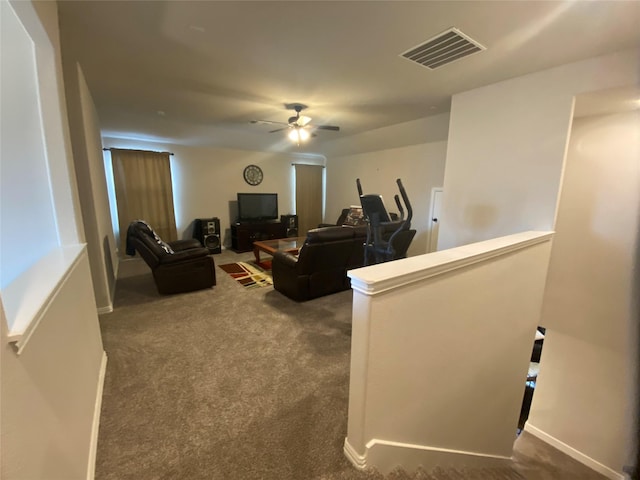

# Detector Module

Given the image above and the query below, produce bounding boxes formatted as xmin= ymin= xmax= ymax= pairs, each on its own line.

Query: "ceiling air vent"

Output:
xmin=401 ymin=27 xmax=485 ymax=70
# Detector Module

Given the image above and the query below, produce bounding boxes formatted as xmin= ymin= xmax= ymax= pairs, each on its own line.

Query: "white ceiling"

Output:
xmin=57 ymin=1 xmax=640 ymax=156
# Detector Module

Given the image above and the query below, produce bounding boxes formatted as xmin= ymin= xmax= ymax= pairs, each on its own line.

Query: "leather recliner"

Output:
xmin=272 ymin=225 xmax=367 ymax=301
xmin=126 ymin=220 xmax=216 ymax=294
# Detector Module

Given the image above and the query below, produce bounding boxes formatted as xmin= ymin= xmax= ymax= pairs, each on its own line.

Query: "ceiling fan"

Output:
xmin=250 ymin=103 xmax=340 ymax=143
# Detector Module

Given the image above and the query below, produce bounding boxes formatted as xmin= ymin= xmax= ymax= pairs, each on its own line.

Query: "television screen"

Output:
xmin=237 ymin=193 xmax=278 ymax=221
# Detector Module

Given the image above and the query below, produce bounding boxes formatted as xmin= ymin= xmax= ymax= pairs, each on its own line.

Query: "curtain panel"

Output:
xmin=111 ymin=148 xmax=177 ymax=254
xmin=294 ymin=164 xmax=323 ymax=235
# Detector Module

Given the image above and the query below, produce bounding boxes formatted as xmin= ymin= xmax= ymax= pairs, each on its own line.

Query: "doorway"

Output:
xmin=428 ymin=188 xmax=443 ymax=252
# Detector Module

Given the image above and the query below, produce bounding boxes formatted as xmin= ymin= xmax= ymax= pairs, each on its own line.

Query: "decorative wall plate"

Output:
xmin=243 ymin=164 xmax=263 ymax=186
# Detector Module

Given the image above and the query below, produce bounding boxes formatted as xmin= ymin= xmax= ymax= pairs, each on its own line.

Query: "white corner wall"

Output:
xmin=61 ymin=59 xmax=118 ymax=312
xmin=439 ymin=48 xmax=639 ymax=250
xmin=0 ymin=0 xmax=59 ymax=288
xmin=1 ymin=1 xmax=106 ymax=478
xmin=526 ymin=110 xmax=640 ymax=479
xmin=438 ymin=47 xmax=639 ymax=479
xmin=345 ymin=231 xmax=554 ymax=473
xmin=1 ymin=252 xmax=106 ymax=480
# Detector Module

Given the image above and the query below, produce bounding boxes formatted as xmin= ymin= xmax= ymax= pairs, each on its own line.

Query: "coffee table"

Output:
xmin=253 ymin=237 xmax=307 ymax=263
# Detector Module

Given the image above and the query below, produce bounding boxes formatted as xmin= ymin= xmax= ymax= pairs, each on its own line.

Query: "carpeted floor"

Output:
xmin=96 ymin=249 xmax=607 ymax=480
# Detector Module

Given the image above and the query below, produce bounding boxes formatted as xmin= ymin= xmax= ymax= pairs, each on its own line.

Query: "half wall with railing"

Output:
xmin=344 ymin=231 xmax=554 ymax=473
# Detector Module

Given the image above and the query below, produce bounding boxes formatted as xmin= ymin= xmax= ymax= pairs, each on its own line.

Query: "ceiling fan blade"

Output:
xmin=314 ymin=125 xmax=340 ymax=131
xmin=269 ymin=127 xmax=288 ymax=133
xmin=297 ymin=115 xmax=312 ymax=127
xmin=250 ymin=119 xmax=288 ymax=126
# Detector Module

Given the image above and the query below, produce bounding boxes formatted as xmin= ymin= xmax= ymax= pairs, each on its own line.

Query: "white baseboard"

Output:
xmin=97 ymin=304 xmax=113 ymax=315
xmin=344 ymin=438 xmax=367 ymax=469
xmin=87 ymin=351 xmax=108 ymax=480
xmin=343 ymin=437 xmax=510 ymax=475
xmin=524 ymin=422 xmax=624 ymax=480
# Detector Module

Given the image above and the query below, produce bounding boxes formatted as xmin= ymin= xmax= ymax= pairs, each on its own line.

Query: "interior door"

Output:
xmin=428 ymin=188 xmax=443 ymax=252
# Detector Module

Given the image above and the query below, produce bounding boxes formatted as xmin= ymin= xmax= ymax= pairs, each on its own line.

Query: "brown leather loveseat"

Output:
xmin=271 ymin=225 xmax=367 ymax=301
xmin=126 ymin=220 xmax=216 ymax=294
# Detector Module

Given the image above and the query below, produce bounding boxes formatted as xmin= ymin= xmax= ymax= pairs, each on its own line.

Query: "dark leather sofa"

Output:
xmin=272 ymin=225 xmax=367 ymax=301
xmin=126 ymin=220 xmax=216 ymax=294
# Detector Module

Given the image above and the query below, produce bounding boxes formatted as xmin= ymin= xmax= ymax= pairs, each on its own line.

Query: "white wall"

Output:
xmin=439 ymin=49 xmax=639 ymax=250
xmin=526 ymin=110 xmax=639 ymax=477
xmin=1 ymin=253 xmax=106 ymax=479
xmin=61 ymin=58 xmax=118 ymax=312
xmin=101 ymin=137 xmax=324 ymax=248
xmin=0 ymin=0 xmax=59 ymax=288
xmin=438 ymin=49 xmax=639 ymax=478
xmin=0 ymin=1 xmax=106 ymax=478
xmin=345 ymin=232 xmax=553 ymax=473
xmin=325 ymin=140 xmax=447 ymax=257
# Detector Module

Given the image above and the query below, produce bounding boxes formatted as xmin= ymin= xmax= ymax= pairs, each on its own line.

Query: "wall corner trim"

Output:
xmin=97 ymin=305 xmax=113 ymax=315
xmin=87 ymin=351 xmax=108 ymax=480
xmin=344 ymin=438 xmax=368 ymax=469
xmin=4 ymin=244 xmax=87 ymax=354
xmin=524 ymin=423 xmax=624 ymax=480
xmin=344 ymin=437 xmax=512 ymax=475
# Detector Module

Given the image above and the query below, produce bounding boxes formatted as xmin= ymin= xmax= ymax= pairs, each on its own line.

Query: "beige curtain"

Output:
xmin=295 ymin=164 xmax=323 ymax=235
xmin=111 ymin=148 xmax=177 ymax=254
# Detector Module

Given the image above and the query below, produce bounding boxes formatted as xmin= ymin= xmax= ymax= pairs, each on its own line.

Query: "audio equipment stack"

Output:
xmin=193 ymin=218 xmax=222 ymax=254
xmin=280 ymin=214 xmax=298 ymax=237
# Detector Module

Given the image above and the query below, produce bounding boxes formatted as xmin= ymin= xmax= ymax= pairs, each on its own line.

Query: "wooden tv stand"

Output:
xmin=231 ymin=221 xmax=286 ymax=253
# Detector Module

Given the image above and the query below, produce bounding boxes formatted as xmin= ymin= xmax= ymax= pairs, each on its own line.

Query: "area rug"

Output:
xmin=218 ymin=261 xmax=273 ymax=289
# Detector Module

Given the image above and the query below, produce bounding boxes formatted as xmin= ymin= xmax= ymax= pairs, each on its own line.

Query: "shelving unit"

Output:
xmin=230 ymin=221 xmax=286 ymax=252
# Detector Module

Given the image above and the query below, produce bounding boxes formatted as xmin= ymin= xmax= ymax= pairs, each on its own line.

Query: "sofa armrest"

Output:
xmin=158 ymin=247 xmax=210 ymax=264
xmin=169 ymin=239 xmax=203 ymax=251
xmin=272 ymin=251 xmax=310 ymax=301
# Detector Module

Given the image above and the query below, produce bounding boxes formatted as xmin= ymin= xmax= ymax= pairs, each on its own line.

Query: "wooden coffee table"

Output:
xmin=253 ymin=237 xmax=307 ymax=263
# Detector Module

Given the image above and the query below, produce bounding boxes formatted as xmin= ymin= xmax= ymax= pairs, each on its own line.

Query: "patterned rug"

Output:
xmin=218 ymin=261 xmax=273 ymax=289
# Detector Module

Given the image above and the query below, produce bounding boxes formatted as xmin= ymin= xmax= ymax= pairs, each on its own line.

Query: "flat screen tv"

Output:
xmin=237 ymin=193 xmax=278 ymax=222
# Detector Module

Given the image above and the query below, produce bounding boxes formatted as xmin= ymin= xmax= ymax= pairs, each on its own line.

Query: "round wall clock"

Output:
xmin=243 ymin=164 xmax=263 ymax=186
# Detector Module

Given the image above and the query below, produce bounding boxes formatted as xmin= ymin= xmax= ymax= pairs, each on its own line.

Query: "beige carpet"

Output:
xmin=96 ymin=250 xmax=607 ymax=480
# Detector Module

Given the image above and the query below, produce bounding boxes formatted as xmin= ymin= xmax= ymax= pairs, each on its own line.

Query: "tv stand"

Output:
xmin=231 ymin=221 xmax=286 ymax=252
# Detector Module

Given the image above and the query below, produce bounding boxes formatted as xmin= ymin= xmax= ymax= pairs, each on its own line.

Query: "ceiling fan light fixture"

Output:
xmin=288 ymin=127 xmax=309 ymax=144
xmin=251 ymin=103 xmax=339 ymax=141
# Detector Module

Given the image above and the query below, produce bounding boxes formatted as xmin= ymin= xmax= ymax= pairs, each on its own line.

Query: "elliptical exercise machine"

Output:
xmin=357 ymin=178 xmax=416 ymax=266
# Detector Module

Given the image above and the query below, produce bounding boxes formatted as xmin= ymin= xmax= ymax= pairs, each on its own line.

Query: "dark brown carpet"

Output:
xmin=96 ymin=250 xmax=607 ymax=480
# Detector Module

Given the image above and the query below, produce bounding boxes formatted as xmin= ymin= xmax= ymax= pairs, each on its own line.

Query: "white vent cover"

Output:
xmin=401 ymin=27 xmax=485 ymax=70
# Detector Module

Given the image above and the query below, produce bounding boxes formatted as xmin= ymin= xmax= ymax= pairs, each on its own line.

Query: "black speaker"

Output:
xmin=194 ymin=218 xmax=222 ymax=254
xmin=280 ymin=214 xmax=298 ymax=237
